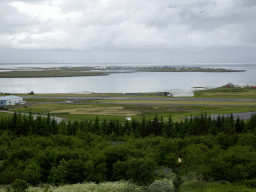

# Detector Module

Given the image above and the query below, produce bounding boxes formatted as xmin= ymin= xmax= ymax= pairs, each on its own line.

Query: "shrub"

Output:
xmin=154 ymin=167 xmax=177 ymax=181
xmin=11 ymin=179 xmax=29 ymax=192
xmin=0 ymin=146 xmax=8 ymax=160
xmin=147 ymin=180 xmax=174 ymax=192
xmin=241 ymin=179 xmax=256 ymax=188
xmin=180 ymin=171 xmax=203 ymax=186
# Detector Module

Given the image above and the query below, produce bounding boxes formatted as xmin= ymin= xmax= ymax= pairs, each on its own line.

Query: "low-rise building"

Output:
xmin=0 ymin=95 xmax=25 ymax=106
xmin=167 ymin=90 xmax=194 ymax=97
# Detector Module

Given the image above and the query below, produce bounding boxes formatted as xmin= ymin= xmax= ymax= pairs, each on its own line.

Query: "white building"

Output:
xmin=167 ymin=90 xmax=194 ymax=97
xmin=238 ymin=84 xmax=256 ymax=88
xmin=0 ymin=95 xmax=25 ymax=106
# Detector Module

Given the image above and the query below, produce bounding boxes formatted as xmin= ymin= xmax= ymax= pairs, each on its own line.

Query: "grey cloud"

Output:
xmin=1 ymin=46 xmax=256 ymax=63
xmin=0 ymin=0 xmax=256 ymax=51
xmin=241 ymin=0 xmax=256 ymax=7
xmin=0 ymin=3 xmax=39 ymax=33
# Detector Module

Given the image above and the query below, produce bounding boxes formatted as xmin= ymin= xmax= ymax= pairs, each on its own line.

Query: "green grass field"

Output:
xmin=1 ymin=87 xmax=256 ymax=122
xmin=195 ymin=87 xmax=256 ymax=99
xmin=4 ymin=102 xmax=256 ymax=123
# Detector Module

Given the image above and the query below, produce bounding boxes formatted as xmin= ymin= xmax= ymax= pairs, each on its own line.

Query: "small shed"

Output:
xmin=0 ymin=96 xmax=25 ymax=106
xmin=126 ymin=117 xmax=131 ymax=121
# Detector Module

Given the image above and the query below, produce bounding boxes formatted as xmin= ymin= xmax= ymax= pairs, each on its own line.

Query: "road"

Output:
xmin=0 ymin=110 xmax=64 ymax=123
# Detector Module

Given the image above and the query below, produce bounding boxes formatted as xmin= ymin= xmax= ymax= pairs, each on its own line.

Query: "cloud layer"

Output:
xmin=1 ymin=0 xmax=256 ymax=51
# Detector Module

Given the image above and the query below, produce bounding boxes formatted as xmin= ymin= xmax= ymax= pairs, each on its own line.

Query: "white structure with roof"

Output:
xmin=0 ymin=95 xmax=25 ymax=106
xmin=167 ymin=89 xmax=194 ymax=97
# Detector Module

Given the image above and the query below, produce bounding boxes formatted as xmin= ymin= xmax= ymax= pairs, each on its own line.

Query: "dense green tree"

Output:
xmin=105 ymin=145 xmax=129 ymax=181
xmin=126 ymin=158 xmax=156 ymax=186
xmin=67 ymin=159 xmax=86 ymax=184
xmin=101 ymin=119 xmax=108 ymax=136
xmin=92 ymin=116 xmax=100 ymax=134
xmin=140 ymin=115 xmax=147 ymax=137
xmin=48 ymin=158 xmax=69 ymax=185
xmin=23 ymin=162 xmax=42 ymax=185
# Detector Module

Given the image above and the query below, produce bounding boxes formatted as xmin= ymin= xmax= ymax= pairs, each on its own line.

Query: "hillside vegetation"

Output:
xmin=1 ymin=112 xmax=256 ymax=191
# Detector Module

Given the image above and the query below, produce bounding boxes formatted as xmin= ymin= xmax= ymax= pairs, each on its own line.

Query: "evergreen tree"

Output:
xmin=115 ymin=119 xmax=120 ymax=136
xmin=36 ymin=116 xmax=48 ymax=136
xmin=51 ymin=118 xmax=58 ymax=135
xmin=10 ymin=111 xmax=18 ymax=132
xmin=67 ymin=120 xmax=72 ymax=135
xmin=164 ymin=115 xmax=174 ymax=138
xmin=152 ymin=115 xmax=160 ymax=136
xmin=146 ymin=119 xmax=153 ymax=136
xmin=124 ymin=119 xmax=131 ymax=135
xmin=71 ymin=121 xmax=78 ymax=135
xmin=108 ymin=120 xmax=116 ymax=135
xmin=131 ymin=119 xmax=137 ymax=135
xmin=101 ymin=119 xmax=108 ymax=136
xmin=92 ymin=116 xmax=100 ymax=134
xmin=140 ymin=115 xmax=147 ymax=137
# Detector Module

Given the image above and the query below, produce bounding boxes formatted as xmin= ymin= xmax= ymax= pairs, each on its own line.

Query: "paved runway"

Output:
xmin=22 ymin=96 xmax=256 ymax=120
xmin=23 ymin=96 xmax=256 ymax=102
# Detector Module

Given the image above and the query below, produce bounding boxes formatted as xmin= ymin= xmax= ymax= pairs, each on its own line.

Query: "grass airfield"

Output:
xmin=1 ymin=87 xmax=256 ymax=122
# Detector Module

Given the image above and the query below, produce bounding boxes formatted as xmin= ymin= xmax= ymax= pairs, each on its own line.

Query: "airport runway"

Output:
xmin=8 ymin=96 xmax=256 ymax=120
xmin=23 ymin=96 xmax=256 ymax=102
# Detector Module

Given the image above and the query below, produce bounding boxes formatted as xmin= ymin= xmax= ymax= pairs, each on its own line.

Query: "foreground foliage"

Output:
xmin=1 ymin=112 xmax=256 ymax=191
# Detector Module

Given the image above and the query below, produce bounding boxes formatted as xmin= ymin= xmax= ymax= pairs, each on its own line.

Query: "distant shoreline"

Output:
xmin=0 ymin=66 xmax=246 ymax=78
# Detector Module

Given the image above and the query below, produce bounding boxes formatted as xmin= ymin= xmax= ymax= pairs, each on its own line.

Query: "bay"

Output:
xmin=0 ymin=63 xmax=256 ymax=93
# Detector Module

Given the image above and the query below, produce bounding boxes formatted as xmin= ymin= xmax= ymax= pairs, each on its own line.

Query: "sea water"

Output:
xmin=0 ymin=63 xmax=255 ymax=93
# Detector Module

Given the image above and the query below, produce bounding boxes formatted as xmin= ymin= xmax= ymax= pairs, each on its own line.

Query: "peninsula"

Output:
xmin=0 ymin=65 xmax=245 ymax=78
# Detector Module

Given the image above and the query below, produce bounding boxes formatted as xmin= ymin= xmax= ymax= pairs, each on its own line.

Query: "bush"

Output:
xmin=11 ymin=179 xmax=29 ymax=192
xmin=0 ymin=146 xmax=8 ymax=160
xmin=0 ymin=106 xmax=8 ymax=110
xmin=154 ymin=167 xmax=177 ymax=181
xmin=241 ymin=179 xmax=256 ymax=188
xmin=147 ymin=180 xmax=174 ymax=192
xmin=180 ymin=171 xmax=203 ymax=186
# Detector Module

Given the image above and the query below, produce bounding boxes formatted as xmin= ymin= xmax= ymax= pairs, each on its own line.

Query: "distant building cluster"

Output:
xmin=223 ymin=83 xmax=256 ymax=88
xmin=43 ymin=68 xmax=60 ymax=71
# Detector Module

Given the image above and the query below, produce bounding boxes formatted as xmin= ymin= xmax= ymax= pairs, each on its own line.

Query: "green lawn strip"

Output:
xmin=8 ymin=103 xmax=79 ymax=114
xmin=6 ymin=101 xmax=256 ymax=123
xmin=8 ymin=102 xmax=256 ymax=120
xmin=96 ymin=99 xmax=256 ymax=106
xmin=194 ymin=87 xmax=256 ymax=99
xmin=0 ymin=111 xmax=14 ymax=118
xmin=25 ymin=98 xmax=67 ymax=102
xmin=51 ymin=113 xmax=129 ymax=122
xmin=172 ymin=106 xmax=256 ymax=121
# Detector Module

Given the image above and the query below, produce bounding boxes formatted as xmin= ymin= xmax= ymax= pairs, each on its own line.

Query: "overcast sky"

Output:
xmin=1 ymin=0 xmax=256 ymax=64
